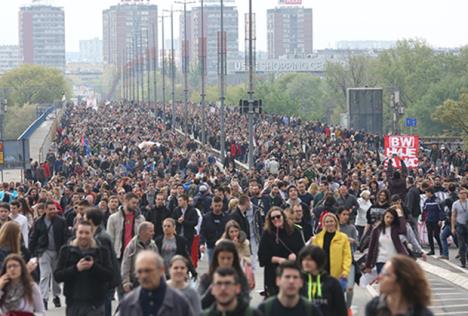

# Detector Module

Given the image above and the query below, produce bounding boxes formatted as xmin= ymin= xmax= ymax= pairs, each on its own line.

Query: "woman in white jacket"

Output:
xmin=355 ymin=190 xmax=372 ymax=240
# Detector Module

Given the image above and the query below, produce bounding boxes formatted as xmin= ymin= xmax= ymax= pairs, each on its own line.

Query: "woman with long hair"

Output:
xmin=0 ymin=222 xmax=32 ymax=269
xmin=0 ymin=254 xmax=45 ymax=315
xmin=365 ymin=207 xmax=408 ymax=274
xmin=17 ymin=198 xmax=34 ymax=229
xmin=198 ymin=240 xmax=250 ymax=309
xmin=167 ymin=255 xmax=201 ymax=316
xmin=216 ymin=220 xmax=251 ymax=263
xmin=258 ymin=206 xmax=305 ymax=297
xmin=365 ymin=255 xmax=433 ymax=316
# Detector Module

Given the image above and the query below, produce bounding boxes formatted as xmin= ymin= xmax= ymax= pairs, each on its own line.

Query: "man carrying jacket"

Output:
xmin=30 ymin=199 xmax=69 ymax=310
xmin=107 ymin=192 xmax=145 ymax=260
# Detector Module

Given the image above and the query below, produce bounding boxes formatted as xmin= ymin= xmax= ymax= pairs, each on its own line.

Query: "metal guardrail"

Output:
xmin=17 ymin=105 xmax=55 ymax=141
xmin=38 ymin=107 xmax=64 ymax=163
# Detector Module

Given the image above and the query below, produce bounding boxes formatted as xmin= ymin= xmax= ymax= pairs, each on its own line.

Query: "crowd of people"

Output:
xmin=0 ymin=100 xmax=465 ymax=316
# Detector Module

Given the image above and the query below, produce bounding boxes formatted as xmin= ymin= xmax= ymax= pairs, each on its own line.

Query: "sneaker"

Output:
xmin=427 ymin=251 xmax=435 ymax=256
xmin=439 ymin=255 xmax=449 ymax=260
xmin=43 ymin=299 xmax=48 ymax=311
xmin=53 ymin=296 xmax=61 ymax=308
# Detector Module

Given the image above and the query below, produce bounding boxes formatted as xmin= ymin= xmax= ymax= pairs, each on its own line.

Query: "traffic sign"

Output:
xmin=405 ymin=118 xmax=417 ymax=127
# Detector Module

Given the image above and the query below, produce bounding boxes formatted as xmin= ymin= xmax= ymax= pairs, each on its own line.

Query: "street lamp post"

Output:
xmin=151 ymin=23 xmax=158 ymax=111
xmin=175 ymin=0 xmax=195 ymax=136
xmin=200 ymin=0 xmax=207 ymax=145
xmin=161 ymin=14 xmax=167 ymax=115
xmin=219 ymin=0 xmax=226 ymax=159
xmin=170 ymin=8 xmax=176 ymax=129
xmin=247 ymin=0 xmax=255 ymax=169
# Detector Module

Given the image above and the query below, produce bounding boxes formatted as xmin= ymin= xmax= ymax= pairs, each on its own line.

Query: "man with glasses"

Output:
xmin=119 ymin=250 xmax=194 ymax=316
xmin=201 ymin=267 xmax=262 ymax=316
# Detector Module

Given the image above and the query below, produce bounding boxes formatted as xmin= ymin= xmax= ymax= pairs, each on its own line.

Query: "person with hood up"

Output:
xmin=298 ymin=245 xmax=347 ymax=316
xmin=310 ymin=212 xmax=352 ymax=290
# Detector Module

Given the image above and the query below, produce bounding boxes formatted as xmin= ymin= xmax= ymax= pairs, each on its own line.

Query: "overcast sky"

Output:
xmin=1 ymin=0 xmax=468 ymax=52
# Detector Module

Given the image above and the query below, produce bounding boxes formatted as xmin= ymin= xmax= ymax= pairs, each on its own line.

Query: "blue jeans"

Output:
xmin=440 ymin=224 xmax=457 ymax=257
xmin=207 ymin=247 xmax=215 ymax=265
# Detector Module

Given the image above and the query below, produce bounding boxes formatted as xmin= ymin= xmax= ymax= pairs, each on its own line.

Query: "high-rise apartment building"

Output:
xmin=267 ymin=6 xmax=313 ymax=59
xmin=179 ymin=1 xmax=238 ymax=78
xmin=0 ymin=46 xmax=20 ymax=75
xmin=79 ymin=38 xmax=103 ymax=64
xmin=103 ymin=2 xmax=158 ymax=67
xmin=19 ymin=4 xmax=66 ymax=71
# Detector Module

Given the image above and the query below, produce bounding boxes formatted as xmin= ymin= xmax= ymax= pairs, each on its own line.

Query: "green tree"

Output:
xmin=0 ymin=64 xmax=71 ymax=106
xmin=433 ymin=93 xmax=468 ymax=135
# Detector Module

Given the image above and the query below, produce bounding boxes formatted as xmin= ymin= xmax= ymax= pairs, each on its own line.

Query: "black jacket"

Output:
xmin=406 ymin=186 xmax=421 ymax=218
xmin=94 ymin=226 xmax=121 ymax=288
xmin=258 ymin=227 xmax=305 ymax=296
xmin=145 ymin=205 xmax=171 ymax=238
xmin=229 ymin=208 xmax=250 ymax=238
xmin=300 ymin=272 xmax=347 ymax=316
xmin=200 ymin=211 xmax=227 ymax=248
xmin=54 ymin=244 xmax=113 ymax=306
xmin=29 ymin=215 xmax=69 ymax=257
xmin=172 ymin=206 xmax=199 ymax=241
xmin=201 ymin=298 xmax=262 ymax=316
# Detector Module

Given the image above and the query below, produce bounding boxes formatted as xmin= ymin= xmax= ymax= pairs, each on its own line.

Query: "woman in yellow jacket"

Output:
xmin=311 ymin=212 xmax=352 ymax=290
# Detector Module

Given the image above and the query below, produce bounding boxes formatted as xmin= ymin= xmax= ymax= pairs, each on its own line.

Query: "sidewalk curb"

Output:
xmin=418 ymin=259 xmax=468 ymax=290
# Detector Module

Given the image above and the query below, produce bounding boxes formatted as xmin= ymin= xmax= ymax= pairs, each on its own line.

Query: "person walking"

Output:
xmin=258 ymin=261 xmax=322 ymax=316
xmin=365 ymin=207 xmax=408 ymax=274
xmin=118 ymin=251 xmax=195 ymax=316
xmin=29 ymin=199 xmax=69 ymax=310
xmin=258 ymin=207 xmax=305 ymax=297
xmin=121 ymin=222 xmax=158 ymax=293
xmin=451 ymin=188 xmax=468 ymax=267
xmin=201 ymin=267 xmax=262 ymax=316
xmin=311 ymin=213 xmax=352 ymax=288
xmin=54 ymin=220 xmax=113 ymax=316
xmin=365 ymin=255 xmax=434 ymax=316
xmin=298 ymin=246 xmax=347 ymax=316
xmin=0 ymin=254 xmax=45 ymax=315
xmin=422 ymin=187 xmax=445 ymax=256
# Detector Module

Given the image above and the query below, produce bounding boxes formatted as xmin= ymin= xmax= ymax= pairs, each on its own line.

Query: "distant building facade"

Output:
xmin=103 ymin=2 xmax=158 ymax=67
xmin=0 ymin=46 xmax=20 ymax=74
xmin=267 ymin=6 xmax=313 ymax=59
xmin=19 ymin=4 xmax=66 ymax=71
xmin=79 ymin=38 xmax=103 ymax=64
xmin=179 ymin=1 xmax=239 ymax=79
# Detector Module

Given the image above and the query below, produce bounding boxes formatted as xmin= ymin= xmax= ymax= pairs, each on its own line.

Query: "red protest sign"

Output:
xmin=384 ymin=135 xmax=419 ymax=169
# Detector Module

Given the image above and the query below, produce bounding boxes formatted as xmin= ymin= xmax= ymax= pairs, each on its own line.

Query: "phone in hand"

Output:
xmin=83 ymin=255 xmax=92 ymax=261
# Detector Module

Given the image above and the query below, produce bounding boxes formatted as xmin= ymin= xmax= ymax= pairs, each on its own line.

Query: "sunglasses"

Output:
xmin=271 ymin=214 xmax=282 ymax=220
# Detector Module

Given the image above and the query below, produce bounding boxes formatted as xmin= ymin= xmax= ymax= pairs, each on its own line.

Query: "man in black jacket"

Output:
xmin=229 ymin=195 xmax=251 ymax=239
xmin=54 ymin=220 xmax=113 ymax=316
xmin=85 ymin=208 xmax=121 ymax=316
xmin=145 ymin=193 xmax=171 ymax=239
xmin=405 ymin=176 xmax=421 ymax=232
xmin=29 ymin=199 xmax=69 ymax=310
xmin=200 ymin=196 xmax=227 ymax=263
xmin=172 ymin=194 xmax=199 ymax=252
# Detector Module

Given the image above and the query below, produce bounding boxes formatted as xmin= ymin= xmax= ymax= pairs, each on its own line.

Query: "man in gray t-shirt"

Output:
xmin=451 ymin=188 xmax=468 ymax=267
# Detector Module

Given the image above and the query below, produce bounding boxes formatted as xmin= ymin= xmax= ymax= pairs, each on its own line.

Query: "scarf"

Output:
xmin=3 ymin=281 xmax=26 ymax=311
